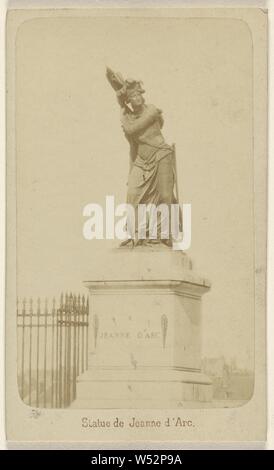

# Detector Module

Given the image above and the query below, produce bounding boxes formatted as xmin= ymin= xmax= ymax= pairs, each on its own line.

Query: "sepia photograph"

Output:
xmin=5 ymin=6 xmax=267 ymax=444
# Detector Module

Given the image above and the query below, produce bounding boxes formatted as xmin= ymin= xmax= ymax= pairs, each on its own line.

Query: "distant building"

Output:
xmin=202 ymin=357 xmax=254 ymax=401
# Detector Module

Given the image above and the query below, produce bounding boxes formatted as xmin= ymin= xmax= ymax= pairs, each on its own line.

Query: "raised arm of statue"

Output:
xmin=121 ymin=105 xmax=161 ymax=136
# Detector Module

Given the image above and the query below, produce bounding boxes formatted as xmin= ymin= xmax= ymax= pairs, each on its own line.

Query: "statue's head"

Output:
xmin=124 ymin=79 xmax=145 ymax=109
xmin=116 ymin=79 xmax=145 ymax=110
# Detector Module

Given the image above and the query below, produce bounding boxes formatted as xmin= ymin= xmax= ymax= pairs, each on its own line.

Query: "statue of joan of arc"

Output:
xmin=106 ymin=67 xmax=181 ymax=247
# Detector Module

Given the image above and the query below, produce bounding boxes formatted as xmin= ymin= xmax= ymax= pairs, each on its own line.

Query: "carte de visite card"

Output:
xmin=5 ymin=6 xmax=267 ymax=446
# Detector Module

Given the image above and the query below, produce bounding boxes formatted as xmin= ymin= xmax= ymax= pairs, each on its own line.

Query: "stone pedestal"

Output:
xmin=73 ymin=249 xmax=212 ymax=408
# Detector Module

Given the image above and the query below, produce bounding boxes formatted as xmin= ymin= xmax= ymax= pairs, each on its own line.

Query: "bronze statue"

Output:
xmin=106 ymin=67 xmax=180 ymax=247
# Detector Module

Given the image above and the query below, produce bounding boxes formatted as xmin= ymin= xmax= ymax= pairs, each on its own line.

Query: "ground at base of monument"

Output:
xmin=69 ymin=399 xmax=247 ymax=409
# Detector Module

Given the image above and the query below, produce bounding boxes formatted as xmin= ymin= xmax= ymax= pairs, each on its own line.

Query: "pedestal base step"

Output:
xmin=71 ymin=368 xmax=212 ymax=408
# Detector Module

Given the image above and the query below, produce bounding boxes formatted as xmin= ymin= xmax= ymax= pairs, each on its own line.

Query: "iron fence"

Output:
xmin=17 ymin=293 xmax=89 ymax=408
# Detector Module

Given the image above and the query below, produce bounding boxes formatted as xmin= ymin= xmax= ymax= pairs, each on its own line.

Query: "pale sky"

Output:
xmin=16 ymin=16 xmax=254 ymax=369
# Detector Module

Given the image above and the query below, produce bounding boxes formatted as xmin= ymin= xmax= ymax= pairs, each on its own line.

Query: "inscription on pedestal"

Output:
xmin=98 ymin=331 xmax=160 ymax=340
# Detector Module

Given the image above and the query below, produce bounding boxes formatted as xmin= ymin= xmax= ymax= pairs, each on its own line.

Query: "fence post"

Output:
xmin=55 ymin=295 xmax=60 ymax=408
xmin=43 ymin=299 xmax=48 ymax=408
xmin=51 ymin=298 xmax=55 ymax=408
xmin=81 ymin=295 xmax=85 ymax=373
xmin=29 ymin=298 xmax=33 ymax=406
xmin=59 ymin=293 xmax=63 ymax=408
xmin=21 ymin=299 xmax=26 ymax=401
xmin=86 ymin=296 xmax=89 ymax=370
xmin=66 ymin=293 xmax=73 ymax=406
xmin=36 ymin=298 xmax=41 ymax=408
xmin=73 ymin=295 xmax=77 ymax=400
xmin=63 ymin=294 xmax=67 ymax=407
xmin=77 ymin=295 xmax=81 ymax=376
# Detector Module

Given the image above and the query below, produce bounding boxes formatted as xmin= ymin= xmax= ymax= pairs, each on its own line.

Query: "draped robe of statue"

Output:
xmin=121 ymin=104 xmax=179 ymax=245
